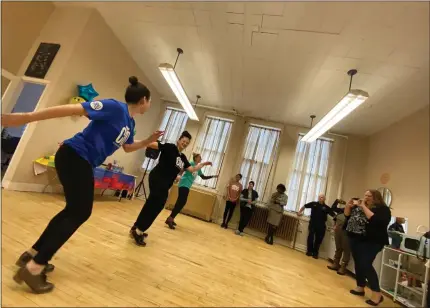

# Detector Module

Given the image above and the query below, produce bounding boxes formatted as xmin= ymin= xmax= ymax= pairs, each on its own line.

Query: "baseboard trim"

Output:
xmin=294 ymin=244 xmax=307 ymax=252
xmin=2 ymin=181 xmax=63 ymax=194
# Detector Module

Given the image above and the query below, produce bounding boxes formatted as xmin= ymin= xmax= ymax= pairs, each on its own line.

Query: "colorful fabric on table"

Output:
xmin=93 ymin=167 xmax=135 ymax=192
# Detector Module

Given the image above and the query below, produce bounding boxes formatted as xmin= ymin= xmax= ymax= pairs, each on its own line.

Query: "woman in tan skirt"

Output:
xmin=265 ymin=184 xmax=288 ymax=245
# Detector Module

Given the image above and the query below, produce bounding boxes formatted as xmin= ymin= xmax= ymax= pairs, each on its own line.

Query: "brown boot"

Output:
xmin=337 ymin=263 xmax=347 ymax=275
xmin=16 ymin=252 xmax=55 ymax=274
xmin=327 ymin=262 xmax=340 ymax=271
xmin=13 ymin=267 xmax=54 ymax=294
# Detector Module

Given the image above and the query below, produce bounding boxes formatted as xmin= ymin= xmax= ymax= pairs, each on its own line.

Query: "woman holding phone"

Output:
xmin=344 ymin=190 xmax=391 ymax=306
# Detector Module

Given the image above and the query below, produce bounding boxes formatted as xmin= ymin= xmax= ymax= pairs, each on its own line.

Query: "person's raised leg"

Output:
xmin=166 ymin=187 xmax=189 ymax=229
xmin=14 ymin=145 xmax=94 ymax=294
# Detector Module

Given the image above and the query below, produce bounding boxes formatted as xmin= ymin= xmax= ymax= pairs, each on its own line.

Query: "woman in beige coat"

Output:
xmin=265 ymin=184 xmax=288 ymax=245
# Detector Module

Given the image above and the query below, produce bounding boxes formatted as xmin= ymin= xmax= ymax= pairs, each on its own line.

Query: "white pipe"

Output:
xmin=328 ymin=132 xmax=349 ymax=139
xmin=337 ymin=137 xmax=349 ymax=198
xmin=161 ymin=98 xmax=239 ymax=116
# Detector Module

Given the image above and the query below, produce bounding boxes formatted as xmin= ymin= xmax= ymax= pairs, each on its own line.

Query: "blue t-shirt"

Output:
xmin=64 ymin=99 xmax=135 ymax=168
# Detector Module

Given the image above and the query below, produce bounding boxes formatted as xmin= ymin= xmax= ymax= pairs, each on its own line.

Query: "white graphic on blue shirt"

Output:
xmin=90 ymin=101 xmax=103 ymax=111
xmin=114 ymin=126 xmax=131 ymax=147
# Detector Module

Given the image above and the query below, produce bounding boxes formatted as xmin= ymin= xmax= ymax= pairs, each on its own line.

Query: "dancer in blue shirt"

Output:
xmin=2 ymin=76 xmax=161 ymax=294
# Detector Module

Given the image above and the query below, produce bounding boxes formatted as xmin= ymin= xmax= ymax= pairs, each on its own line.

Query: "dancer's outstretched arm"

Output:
xmin=199 ymin=173 xmax=218 ymax=180
xmin=122 ymin=131 xmax=163 ymax=153
xmin=186 ymin=161 xmax=212 ymax=173
xmin=2 ymin=104 xmax=87 ymax=127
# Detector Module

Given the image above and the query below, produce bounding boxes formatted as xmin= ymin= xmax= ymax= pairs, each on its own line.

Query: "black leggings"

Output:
xmin=134 ymin=173 xmax=171 ymax=232
xmin=238 ymin=205 xmax=253 ymax=232
xmin=32 ymin=144 xmax=94 ymax=265
xmin=170 ymin=187 xmax=190 ymax=219
xmin=222 ymin=201 xmax=236 ymax=225
xmin=350 ymin=237 xmax=383 ymax=292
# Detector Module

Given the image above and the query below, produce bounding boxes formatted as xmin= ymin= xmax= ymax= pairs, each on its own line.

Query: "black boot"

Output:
xmin=130 ymin=229 xmax=147 ymax=246
xmin=130 ymin=226 xmax=148 ymax=238
xmin=269 ymin=226 xmax=275 ymax=245
xmin=165 ymin=217 xmax=175 ymax=230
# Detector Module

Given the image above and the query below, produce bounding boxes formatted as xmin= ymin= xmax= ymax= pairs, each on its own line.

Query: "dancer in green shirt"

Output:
xmin=165 ymin=153 xmax=218 ymax=229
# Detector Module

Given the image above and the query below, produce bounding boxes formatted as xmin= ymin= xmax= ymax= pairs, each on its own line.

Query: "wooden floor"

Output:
xmin=2 ymin=191 xmax=397 ymax=307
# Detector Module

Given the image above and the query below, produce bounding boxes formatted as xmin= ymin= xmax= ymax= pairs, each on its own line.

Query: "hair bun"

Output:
xmin=129 ymin=76 xmax=138 ymax=86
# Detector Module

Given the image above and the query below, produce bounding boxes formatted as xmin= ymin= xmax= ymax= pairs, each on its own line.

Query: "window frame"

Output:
xmin=238 ymin=124 xmax=281 ymax=201
xmin=142 ymin=107 xmax=188 ymax=171
xmin=285 ymin=133 xmax=334 ymax=214
xmin=192 ymin=115 xmax=234 ymax=189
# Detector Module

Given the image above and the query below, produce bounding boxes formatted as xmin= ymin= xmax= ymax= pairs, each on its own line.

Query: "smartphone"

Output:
xmin=351 ymin=197 xmax=360 ymax=206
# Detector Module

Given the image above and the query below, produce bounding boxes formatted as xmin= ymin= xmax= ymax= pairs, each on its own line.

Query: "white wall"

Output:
xmin=3 ymin=6 xmax=161 ymax=191
xmin=366 ymin=105 xmax=430 ymax=234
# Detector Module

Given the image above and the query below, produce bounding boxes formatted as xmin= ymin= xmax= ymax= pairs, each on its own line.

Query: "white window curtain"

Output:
xmin=285 ymin=134 xmax=333 ymax=215
xmin=193 ymin=116 xmax=233 ymax=189
xmin=142 ymin=107 xmax=188 ymax=171
xmin=239 ymin=124 xmax=281 ymax=200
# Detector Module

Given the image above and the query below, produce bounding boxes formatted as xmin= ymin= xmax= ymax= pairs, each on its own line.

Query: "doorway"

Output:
xmin=1 ymin=77 xmax=47 ymax=179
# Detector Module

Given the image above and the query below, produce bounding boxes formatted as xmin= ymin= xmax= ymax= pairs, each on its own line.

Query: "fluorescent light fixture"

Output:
xmin=301 ymin=89 xmax=369 ymax=143
xmin=158 ymin=63 xmax=199 ymax=121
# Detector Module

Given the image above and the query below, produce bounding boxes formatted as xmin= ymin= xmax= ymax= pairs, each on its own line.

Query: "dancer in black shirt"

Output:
xmin=130 ymin=131 xmax=212 ymax=246
xmin=298 ymin=194 xmax=335 ymax=259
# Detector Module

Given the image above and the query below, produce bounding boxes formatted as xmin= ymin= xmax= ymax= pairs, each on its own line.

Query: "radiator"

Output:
xmin=248 ymin=206 xmax=299 ymax=247
xmin=165 ymin=185 xmax=217 ymax=222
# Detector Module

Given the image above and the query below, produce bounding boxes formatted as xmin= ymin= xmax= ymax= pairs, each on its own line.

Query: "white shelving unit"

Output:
xmin=379 ymin=246 xmax=429 ymax=307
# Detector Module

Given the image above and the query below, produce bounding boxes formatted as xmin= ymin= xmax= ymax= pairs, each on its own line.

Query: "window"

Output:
xmin=142 ymin=107 xmax=188 ymax=170
xmin=285 ymin=134 xmax=333 ymax=215
xmin=193 ymin=116 xmax=233 ymax=189
xmin=239 ymin=124 xmax=281 ymax=200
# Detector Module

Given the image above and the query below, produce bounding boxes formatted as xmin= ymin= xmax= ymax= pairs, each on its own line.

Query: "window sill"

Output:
xmin=178 ymin=184 xmax=219 ymax=196
xmin=254 ymin=204 xmax=310 ymax=221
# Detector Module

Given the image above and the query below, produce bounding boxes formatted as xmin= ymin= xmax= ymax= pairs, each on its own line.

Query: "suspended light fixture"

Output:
xmin=158 ymin=48 xmax=199 ymax=121
xmin=301 ymin=69 xmax=369 ymax=143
